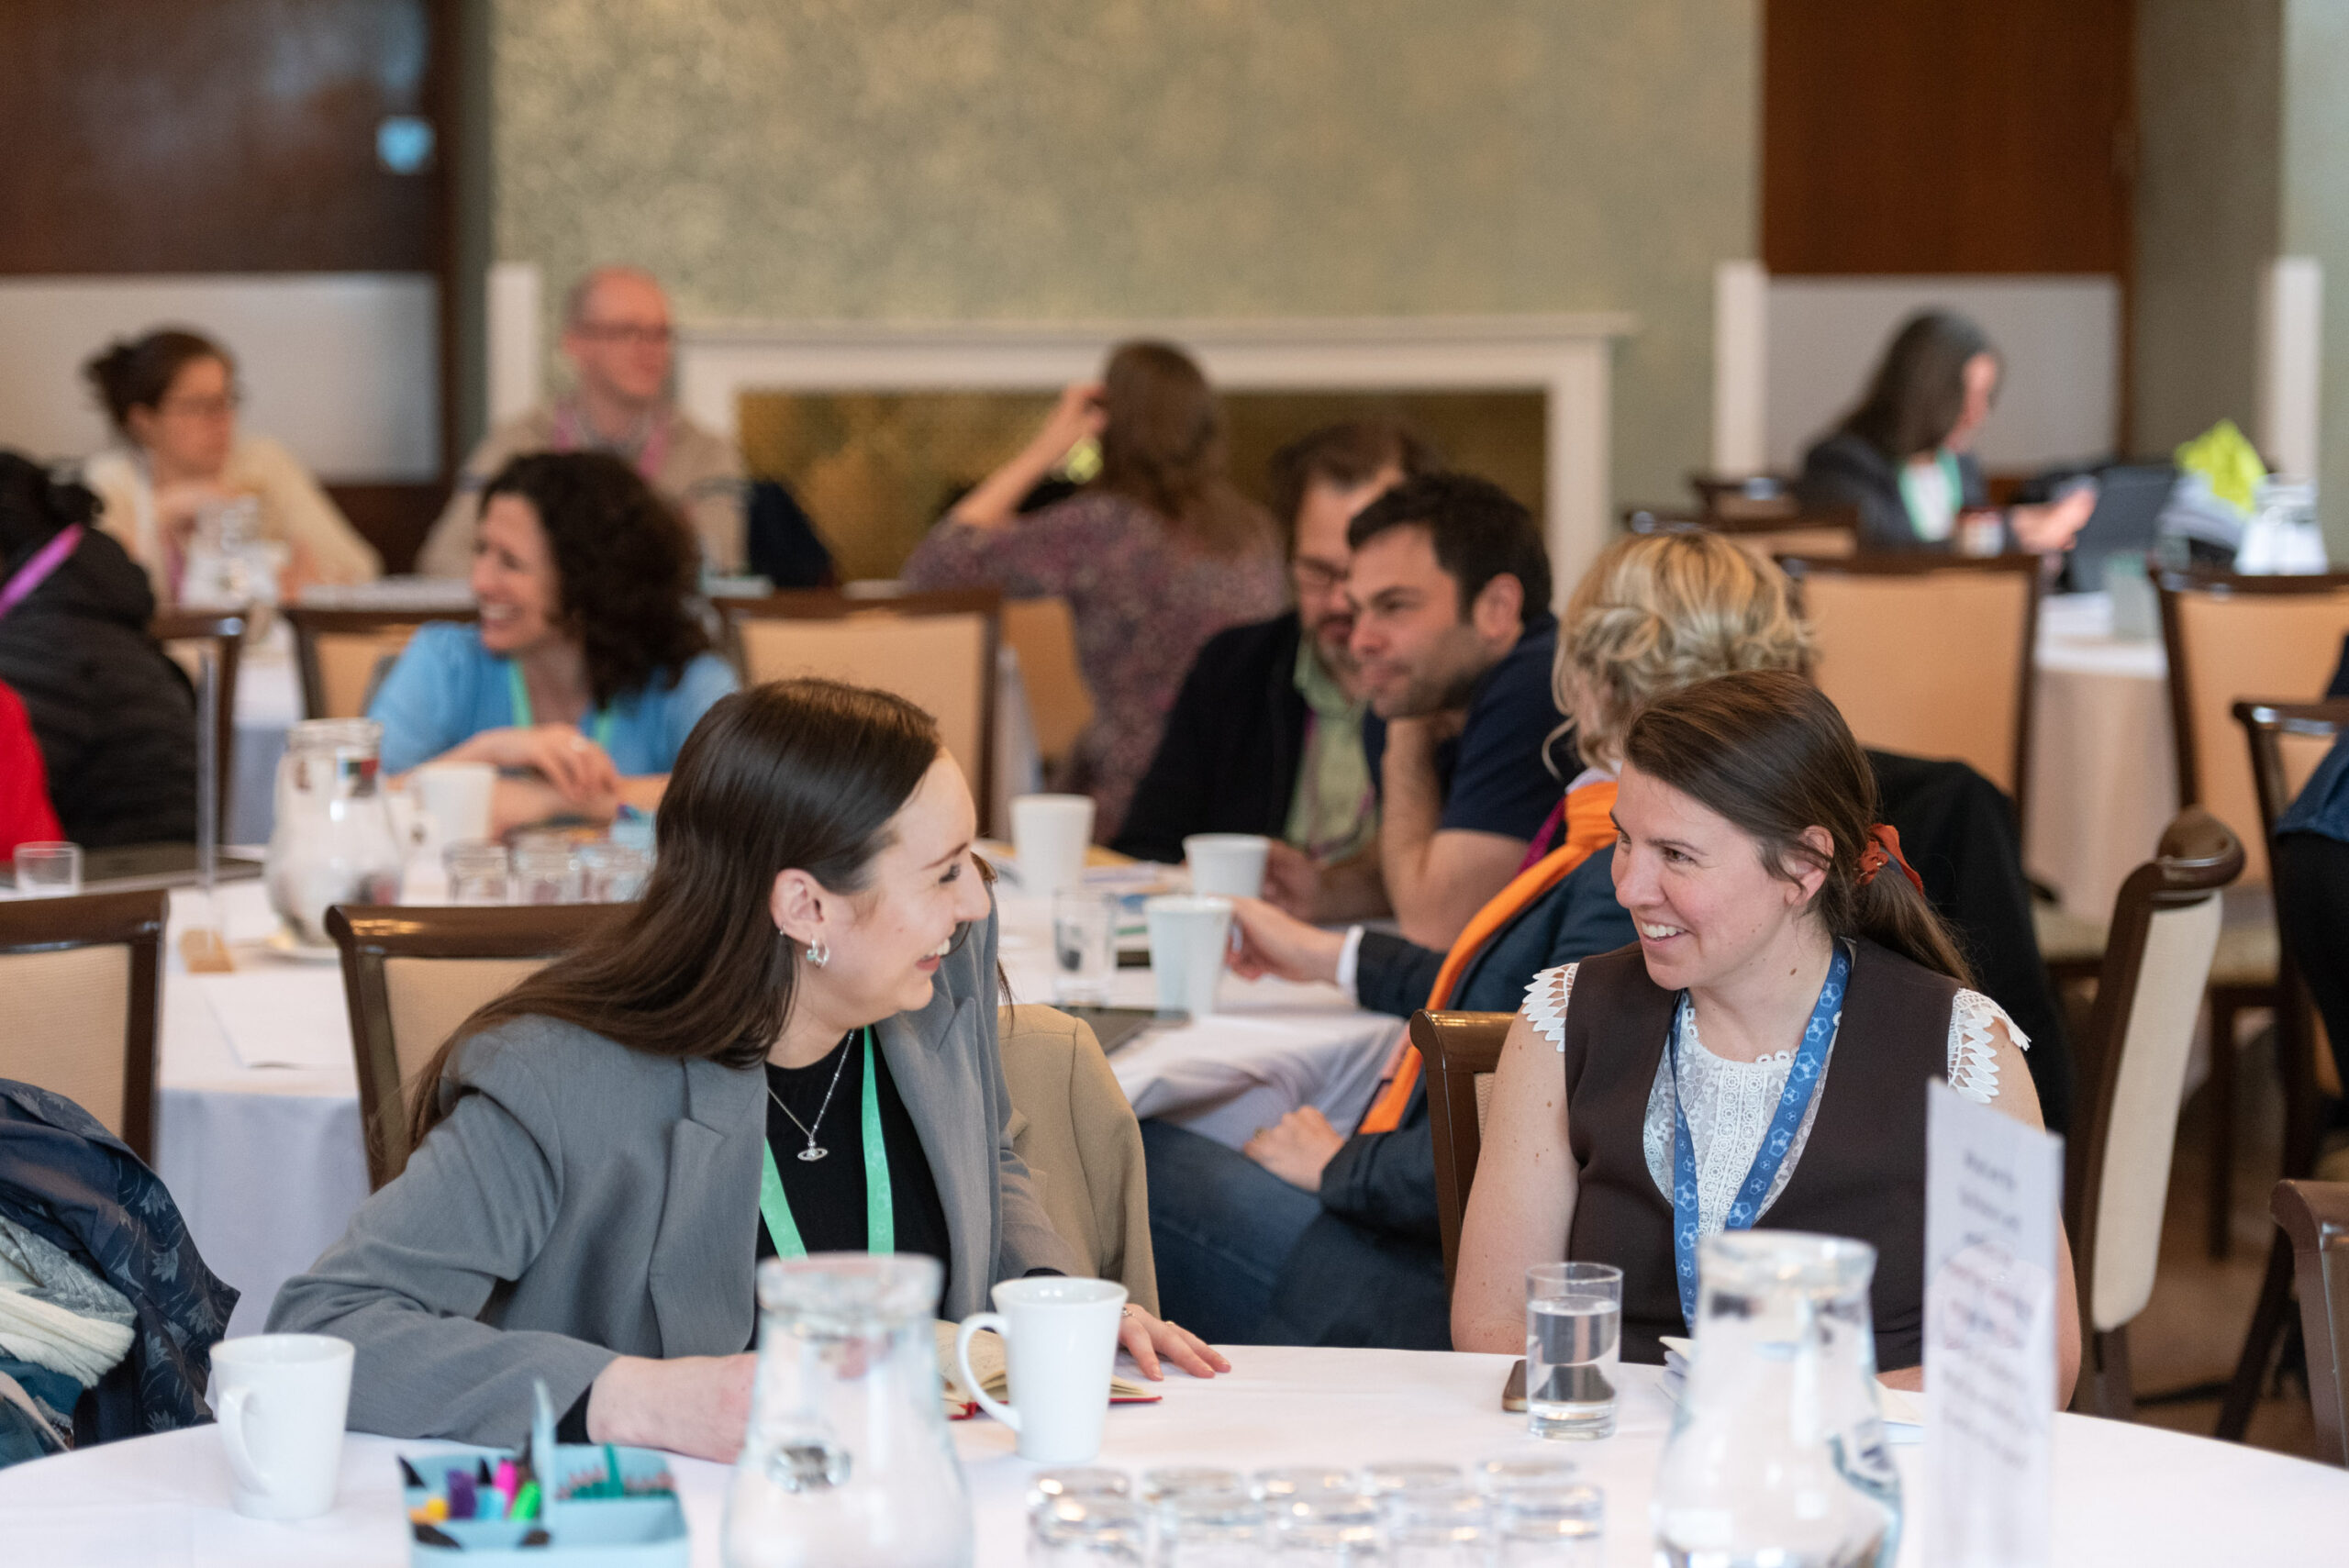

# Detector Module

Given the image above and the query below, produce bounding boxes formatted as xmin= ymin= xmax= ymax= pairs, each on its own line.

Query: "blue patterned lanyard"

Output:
xmin=1667 ymin=942 xmax=1851 ymax=1327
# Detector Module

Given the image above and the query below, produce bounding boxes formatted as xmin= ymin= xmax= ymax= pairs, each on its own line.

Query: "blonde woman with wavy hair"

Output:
xmin=1141 ymin=528 xmax=1820 ymax=1351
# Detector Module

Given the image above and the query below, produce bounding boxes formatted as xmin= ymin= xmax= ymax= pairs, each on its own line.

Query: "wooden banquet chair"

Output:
xmin=999 ymin=596 xmax=1095 ymax=777
xmin=996 ymin=1004 xmax=1157 ymax=1312
xmin=2154 ymin=572 xmax=2349 ymax=1257
xmin=150 ymin=607 xmax=246 ymax=841
xmin=722 ymin=588 xmax=1001 ymax=825
xmin=284 ymin=605 xmax=478 ymax=720
xmin=2215 ymin=698 xmax=2349 ymax=1440
xmin=1413 ymin=1008 xmax=1514 ymax=1289
xmin=1779 ymin=553 xmax=2042 ymax=828
xmin=0 ymin=890 xmax=167 ymax=1160
xmin=328 ymin=903 xmax=625 ymax=1188
xmin=1624 ymin=504 xmax=1860 ymax=562
xmin=2265 ymin=1179 xmax=2349 ymax=1466
xmin=2060 ymin=807 xmax=2243 ymax=1419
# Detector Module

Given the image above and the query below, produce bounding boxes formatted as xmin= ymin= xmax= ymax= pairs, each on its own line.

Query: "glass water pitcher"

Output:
xmin=725 ymin=1253 xmax=973 ymax=1568
xmin=262 ymin=718 xmax=404 ymax=946
xmin=1652 ymin=1231 xmax=1903 ymax=1568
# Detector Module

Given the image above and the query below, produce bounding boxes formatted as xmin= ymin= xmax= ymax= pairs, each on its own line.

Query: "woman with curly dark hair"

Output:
xmin=369 ymin=451 xmax=737 ymax=831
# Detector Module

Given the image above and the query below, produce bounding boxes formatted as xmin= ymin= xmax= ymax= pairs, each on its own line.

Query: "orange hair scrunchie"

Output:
xmin=1856 ymin=822 xmax=1925 ymax=897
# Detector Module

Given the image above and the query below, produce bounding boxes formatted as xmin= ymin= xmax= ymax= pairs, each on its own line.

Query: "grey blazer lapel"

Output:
xmin=647 ymin=1055 xmax=763 ymax=1357
xmin=878 ymin=997 xmax=992 ymax=1318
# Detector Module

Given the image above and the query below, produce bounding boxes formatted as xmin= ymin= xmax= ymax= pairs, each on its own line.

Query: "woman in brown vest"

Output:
xmin=1452 ymin=671 xmax=2078 ymax=1398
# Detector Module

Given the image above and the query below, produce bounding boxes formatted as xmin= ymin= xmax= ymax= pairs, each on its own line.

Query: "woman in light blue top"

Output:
xmin=370 ymin=450 xmax=737 ymax=832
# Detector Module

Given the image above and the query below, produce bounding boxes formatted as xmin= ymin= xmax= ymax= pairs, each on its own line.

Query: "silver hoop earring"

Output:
xmin=805 ymin=941 xmax=829 ymax=968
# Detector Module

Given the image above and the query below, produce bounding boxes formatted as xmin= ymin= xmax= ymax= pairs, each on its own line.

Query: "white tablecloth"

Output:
xmin=151 ymin=884 xmax=1398 ymax=1338
xmin=4 ymin=1349 xmax=2342 ymax=1566
xmin=2025 ymin=593 xmax=2177 ymax=920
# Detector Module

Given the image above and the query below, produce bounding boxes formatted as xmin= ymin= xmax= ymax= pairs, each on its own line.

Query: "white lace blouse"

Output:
xmin=1520 ymin=954 xmax=2026 ymax=1237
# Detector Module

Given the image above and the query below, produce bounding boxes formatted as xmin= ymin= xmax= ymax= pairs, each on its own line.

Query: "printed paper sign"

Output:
xmin=1923 ymin=1078 xmax=2063 ymax=1568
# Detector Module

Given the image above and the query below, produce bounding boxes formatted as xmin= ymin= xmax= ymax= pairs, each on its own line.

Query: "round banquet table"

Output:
xmin=2024 ymin=592 xmax=2177 ymax=920
xmin=154 ymin=883 xmax=1400 ymax=1337
xmin=1 ymin=1349 xmax=2341 ymax=1566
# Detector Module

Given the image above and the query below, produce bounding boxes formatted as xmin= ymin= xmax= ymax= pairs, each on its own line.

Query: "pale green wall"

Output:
xmin=489 ymin=0 xmax=1758 ymax=510
xmin=2284 ymin=0 xmax=2349 ymax=555
xmin=2132 ymin=0 xmax=2279 ymax=460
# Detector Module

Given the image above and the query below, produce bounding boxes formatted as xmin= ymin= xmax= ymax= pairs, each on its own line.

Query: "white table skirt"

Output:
xmin=4 ymin=1350 xmax=2343 ymax=1566
xmin=153 ymin=884 xmax=1397 ymax=1338
xmin=2025 ymin=593 xmax=2177 ymax=920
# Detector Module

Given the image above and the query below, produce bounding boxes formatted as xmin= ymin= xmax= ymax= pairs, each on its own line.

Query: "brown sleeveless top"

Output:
xmin=1558 ymin=938 xmax=1958 ymax=1370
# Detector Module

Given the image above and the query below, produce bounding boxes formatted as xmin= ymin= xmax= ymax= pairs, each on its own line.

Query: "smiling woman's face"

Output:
xmin=1609 ymin=761 xmax=1819 ymax=994
xmin=470 ymin=494 xmax=564 ymax=658
xmin=793 ymin=753 xmax=993 ymax=1025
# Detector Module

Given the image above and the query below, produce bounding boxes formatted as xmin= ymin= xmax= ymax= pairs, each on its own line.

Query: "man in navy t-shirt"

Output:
xmin=1347 ymin=473 xmax=1564 ymax=949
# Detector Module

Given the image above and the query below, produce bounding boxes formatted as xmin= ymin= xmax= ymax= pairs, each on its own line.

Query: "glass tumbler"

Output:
xmin=511 ymin=837 xmax=581 ymax=905
xmin=1524 ymin=1262 xmax=1622 ymax=1439
xmin=12 ymin=841 xmax=82 ymax=897
xmin=1030 ymin=1494 xmax=1147 ymax=1568
xmin=1382 ymin=1485 xmax=1486 ymax=1568
xmin=1360 ymin=1462 xmax=1462 ymax=1498
xmin=575 ymin=840 xmax=651 ymax=902
xmin=1491 ymin=1484 xmax=1604 ymax=1568
xmin=1052 ymin=890 xmax=1119 ymax=1005
xmin=1269 ymin=1494 xmax=1384 ymax=1567
xmin=442 ymin=841 xmax=511 ymax=906
xmin=1156 ymin=1490 xmax=1268 ymax=1568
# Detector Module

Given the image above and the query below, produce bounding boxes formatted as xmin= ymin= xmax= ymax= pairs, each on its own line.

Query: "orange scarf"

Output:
xmin=1355 ymin=778 xmax=1620 ymax=1134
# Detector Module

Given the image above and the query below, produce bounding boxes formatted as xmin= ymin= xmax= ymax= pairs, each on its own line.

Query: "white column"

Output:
xmin=2258 ymin=255 xmax=2323 ymax=480
xmin=1711 ymin=260 xmax=1768 ymax=475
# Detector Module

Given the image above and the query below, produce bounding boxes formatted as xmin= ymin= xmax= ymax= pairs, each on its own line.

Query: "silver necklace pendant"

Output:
xmin=796 ymin=1146 xmax=829 ymax=1162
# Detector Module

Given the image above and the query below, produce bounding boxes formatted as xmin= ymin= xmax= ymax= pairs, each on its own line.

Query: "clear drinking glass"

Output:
xmin=1382 ymin=1485 xmax=1486 ymax=1568
xmin=1252 ymin=1467 xmax=1361 ymax=1504
xmin=1524 ymin=1262 xmax=1622 ymax=1438
xmin=1360 ymin=1462 xmax=1462 ymax=1497
xmin=1141 ymin=1467 xmax=1247 ymax=1505
xmin=1651 ymin=1232 xmax=1901 ymax=1568
xmin=575 ymin=840 xmax=650 ymax=903
xmin=441 ymin=841 xmax=511 ymax=906
xmin=1156 ymin=1490 xmax=1269 ymax=1568
xmin=1030 ymin=1494 xmax=1147 ymax=1568
xmin=1052 ymin=890 xmax=1119 ymax=1005
xmin=1030 ymin=1468 xmax=1132 ymax=1510
xmin=1269 ymin=1493 xmax=1384 ymax=1566
xmin=1492 ymin=1484 xmax=1604 ymax=1568
xmin=1475 ymin=1456 xmax=1580 ymax=1498
xmin=12 ymin=841 xmax=81 ymax=897
xmin=511 ymin=838 xmax=581 ymax=905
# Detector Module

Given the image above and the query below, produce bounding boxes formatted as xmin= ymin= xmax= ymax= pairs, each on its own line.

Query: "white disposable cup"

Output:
xmin=1012 ymin=794 xmax=1096 ymax=895
xmin=210 ymin=1333 xmax=355 ymax=1520
xmin=1183 ymin=833 xmax=1272 ymax=899
xmin=955 ymin=1276 xmax=1128 ymax=1463
xmin=413 ymin=761 xmax=495 ymax=847
xmin=1146 ymin=894 xmax=1234 ymax=1018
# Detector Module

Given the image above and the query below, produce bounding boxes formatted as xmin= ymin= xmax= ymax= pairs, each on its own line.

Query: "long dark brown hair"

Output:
xmin=479 ymin=451 xmax=710 ymax=708
xmin=1093 ymin=340 xmax=1275 ymax=558
xmin=407 ymin=679 xmax=942 ymax=1143
xmin=1841 ymin=309 xmax=1997 ymax=462
xmin=1622 ymin=670 xmax=1973 ymax=984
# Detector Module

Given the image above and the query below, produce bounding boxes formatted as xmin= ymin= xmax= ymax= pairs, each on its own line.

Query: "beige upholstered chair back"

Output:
xmin=1734 ymin=524 xmax=1856 ymax=560
xmin=0 ymin=891 xmax=167 ymax=1157
xmin=1000 ymin=596 xmax=1095 ymax=772
xmin=1789 ymin=556 xmax=2039 ymax=806
xmin=726 ymin=590 xmax=1000 ymax=823
xmin=2158 ymin=574 xmax=2349 ymax=885
xmin=285 ymin=607 xmax=478 ymax=721
xmin=996 ymin=1005 xmax=1158 ymax=1311
xmin=1411 ymin=1010 xmax=1514 ymax=1289
xmin=328 ymin=904 xmax=627 ymax=1188
xmin=2067 ymin=808 xmax=2243 ymax=1339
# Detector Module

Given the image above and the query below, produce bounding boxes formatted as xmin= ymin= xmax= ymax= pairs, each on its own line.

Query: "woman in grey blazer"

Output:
xmin=271 ymin=679 xmax=1222 ymax=1457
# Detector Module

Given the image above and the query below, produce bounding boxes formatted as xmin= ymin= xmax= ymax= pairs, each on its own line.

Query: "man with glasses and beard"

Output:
xmin=419 ymin=267 xmax=746 ymax=576
xmin=1115 ymin=418 xmax=1437 ymax=920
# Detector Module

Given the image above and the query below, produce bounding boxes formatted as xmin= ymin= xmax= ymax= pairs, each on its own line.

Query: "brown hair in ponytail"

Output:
xmin=1621 ymin=670 xmax=1974 ymax=985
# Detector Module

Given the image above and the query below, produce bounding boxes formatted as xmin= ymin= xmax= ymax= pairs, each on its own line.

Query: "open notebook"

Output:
xmin=931 ymin=1321 xmax=1161 ymax=1420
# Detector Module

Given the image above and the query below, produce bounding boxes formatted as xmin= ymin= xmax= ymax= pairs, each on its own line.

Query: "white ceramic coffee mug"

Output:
xmin=1145 ymin=894 xmax=1233 ymax=1018
xmin=1012 ymin=794 xmax=1096 ymax=896
xmin=414 ymin=761 xmax=496 ymax=847
xmin=1183 ymin=833 xmax=1271 ymax=899
xmin=211 ymin=1334 xmax=355 ymax=1520
xmin=954 ymin=1277 xmax=1128 ymax=1463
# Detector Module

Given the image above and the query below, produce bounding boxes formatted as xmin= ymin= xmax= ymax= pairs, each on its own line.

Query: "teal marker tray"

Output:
xmin=402 ymin=1444 xmax=689 ymax=1565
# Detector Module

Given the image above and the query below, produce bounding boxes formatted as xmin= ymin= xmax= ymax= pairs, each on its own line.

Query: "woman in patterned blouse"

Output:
xmin=902 ymin=341 xmax=1285 ymax=840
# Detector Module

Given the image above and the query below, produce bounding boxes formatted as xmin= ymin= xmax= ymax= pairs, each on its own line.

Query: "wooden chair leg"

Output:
xmin=2216 ymin=1228 xmax=2296 ymax=1440
xmin=2208 ymin=995 xmax=2239 ymax=1259
xmin=2086 ymin=1325 xmax=2136 ymax=1420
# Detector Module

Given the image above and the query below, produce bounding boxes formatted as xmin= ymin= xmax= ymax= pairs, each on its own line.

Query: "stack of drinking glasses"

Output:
xmin=440 ymin=830 xmax=651 ymax=907
xmin=1024 ymin=1460 xmax=1604 ymax=1567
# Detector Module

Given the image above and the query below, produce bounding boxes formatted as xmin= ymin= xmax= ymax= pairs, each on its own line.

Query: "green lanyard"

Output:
xmin=1898 ymin=449 xmax=1966 ymax=542
xmin=506 ymin=661 xmax=617 ymax=751
xmin=757 ymin=1029 xmax=895 ymax=1258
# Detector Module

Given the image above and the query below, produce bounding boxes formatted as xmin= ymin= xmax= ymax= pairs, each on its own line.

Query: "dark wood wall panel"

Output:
xmin=1765 ymin=0 xmax=2135 ymax=275
xmin=0 ymin=0 xmax=441 ymax=273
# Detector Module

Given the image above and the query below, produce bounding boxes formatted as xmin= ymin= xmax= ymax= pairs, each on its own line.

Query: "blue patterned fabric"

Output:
xmin=0 ymin=1081 xmax=237 ymax=1443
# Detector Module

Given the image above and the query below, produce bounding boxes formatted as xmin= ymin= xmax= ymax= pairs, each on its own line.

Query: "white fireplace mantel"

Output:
xmin=675 ymin=314 xmax=1634 ymax=595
